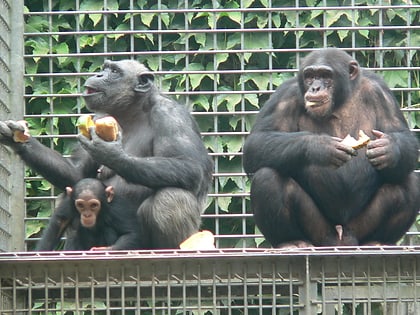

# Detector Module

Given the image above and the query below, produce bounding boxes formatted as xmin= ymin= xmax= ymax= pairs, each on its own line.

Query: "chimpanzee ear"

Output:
xmin=105 ymin=186 xmax=114 ymax=203
xmin=65 ymin=187 xmax=73 ymax=197
xmin=134 ymin=72 xmax=154 ymax=93
xmin=349 ymin=60 xmax=359 ymax=81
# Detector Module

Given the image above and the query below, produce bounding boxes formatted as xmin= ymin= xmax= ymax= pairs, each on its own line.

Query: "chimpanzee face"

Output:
xmin=82 ymin=60 xmax=154 ymax=116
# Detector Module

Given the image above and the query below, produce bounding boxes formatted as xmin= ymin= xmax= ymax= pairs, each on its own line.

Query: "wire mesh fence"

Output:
xmin=19 ymin=0 xmax=420 ymax=250
xmin=0 ymin=247 xmax=419 ymax=314
xmin=0 ymin=1 xmax=419 ymax=314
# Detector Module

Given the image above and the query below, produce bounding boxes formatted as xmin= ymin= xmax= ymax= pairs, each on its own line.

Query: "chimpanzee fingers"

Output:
xmin=331 ymin=136 xmax=343 ymax=142
xmin=79 ymin=128 xmax=125 ymax=166
xmin=5 ymin=120 xmax=26 ymax=133
xmin=330 ymin=149 xmax=355 ymax=168
xmin=336 ymin=155 xmax=352 ymax=167
xmin=368 ymin=156 xmax=388 ymax=170
xmin=337 ymin=142 xmax=358 ymax=156
xmin=371 ymin=129 xmax=385 ymax=138
xmin=0 ymin=121 xmax=13 ymax=138
xmin=77 ymin=133 xmax=94 ymax=152
xmin=366 ymin=146 xmax=387 ymax=160
xmin=367 ymin=144 xmax=399 ymax=169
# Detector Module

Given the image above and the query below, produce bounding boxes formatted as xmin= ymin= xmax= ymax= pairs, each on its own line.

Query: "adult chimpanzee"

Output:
xmin=0 ymin=59 xmax=213 ymax=250
xmin=36 ymin=178 xmax=139 ymax=251
xmin=243 ymin=48 xmax=419 ymax=248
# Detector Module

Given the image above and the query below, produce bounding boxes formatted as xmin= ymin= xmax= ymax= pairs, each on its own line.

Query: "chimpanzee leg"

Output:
xmin=36 ymin=195 xmax=74 ymax=251
xmin=250 ymin=167 xmax=350 ymax=247
xmin=137 ymin=188 xmax=202 ymax=249
xmin=348 ymin=172 xmax=419 ymax=245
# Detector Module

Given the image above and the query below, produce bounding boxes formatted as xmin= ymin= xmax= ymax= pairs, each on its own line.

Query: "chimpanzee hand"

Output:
xmin=78 ymin=128 xmax=126 ymax=166
xmin=366 ymin=129 xmax=399 ymax=170
xmin=0 ymin=120 xmax=29 ymax=146
xmin=308 ymin=135 xmax=357 ymax=168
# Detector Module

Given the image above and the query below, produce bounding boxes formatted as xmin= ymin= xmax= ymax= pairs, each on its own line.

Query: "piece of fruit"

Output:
xmin=179 ymin=230 xmax=216 ymax=250
xmin=95 ymin=116 xmax=119 ymax=141
xmin=341 ymin=130 xmax=370 ymax=149
xmin=77 ymin=114 xmax=95 ymax=139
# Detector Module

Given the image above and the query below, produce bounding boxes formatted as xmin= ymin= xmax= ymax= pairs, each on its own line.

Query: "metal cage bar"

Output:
xmin=0 ymin=248 xmax=419 ymax=314
xmin=18 ymin=2 xmax=420 ymax=250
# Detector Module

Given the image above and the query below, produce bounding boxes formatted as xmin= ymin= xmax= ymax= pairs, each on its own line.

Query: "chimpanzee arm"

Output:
xmin=364 ymin=74 xmax=419 ymax=180
xmin=15 ymin=139 xmax=98 ymax=189
xmin=35 ymin=195 xmax=76 ymax=251
xmin=0 ymin=120 xmax=98 ymax=189
xmin=79 ymin=100 xmax=212 ymax=194
xmin=243 ymin=82 xmax=356 ymax=176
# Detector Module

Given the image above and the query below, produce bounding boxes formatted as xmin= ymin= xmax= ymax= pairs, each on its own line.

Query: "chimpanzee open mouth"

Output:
xmin=84 ymin=86 xmax=102 ymax=95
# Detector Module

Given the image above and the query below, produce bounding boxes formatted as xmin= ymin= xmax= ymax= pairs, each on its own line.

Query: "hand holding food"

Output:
xmin=12 ymin=120 xmax=31 ymax=143
xmin=77 ymin=115 xmax=119 ymax=141
xmin=341 ymin=130 xmax=370 ymax=149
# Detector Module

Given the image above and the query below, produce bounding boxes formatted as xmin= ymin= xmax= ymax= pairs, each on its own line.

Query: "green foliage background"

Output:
xmin=23 ymin=0 xmax=420 ymax=249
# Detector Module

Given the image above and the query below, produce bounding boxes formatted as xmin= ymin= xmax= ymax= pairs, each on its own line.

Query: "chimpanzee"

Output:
xmin=243 ymin=48 xmax=419 ymax=248
xmin=0 ymin=59 xmax=213 ymax=250
xmin=36 ymin=178 xmax=139 ymax=251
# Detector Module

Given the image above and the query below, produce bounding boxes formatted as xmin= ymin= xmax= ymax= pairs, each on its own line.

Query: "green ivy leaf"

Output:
xmin=141 ymin=13 xmax=155 ymax=27
xmin=382 ymin=70 xmax=407 ymax=88
xmin=244 ymin=94 xmax=259 ymax=109
xmin=193 ymin=95 xmax=211 ymax=111
xmin=272 ymin=13 xmax=282 ymax=28
xmin=242 ymin=0 xmax=255 ymax=8
xmin=194 ymin=33 xmax=206 ymax=47
xmin=218 ymin=93 xmax=242 ymax=112
xmin=188 ymin=63 xmax=212 ymax=90
xmin=27 ymin=38 xmax=50 ymax=62
xmin=242 ymin=73 xmax=270 ymax=90
xmin=337 ymin=30 xmax=349 ymax=42
xmin=110 ymin=24 xmax=130 ymax=41
xmin=80 ymin=1 xmax=104 ymax=26
xmin=243 ymin=32 xmax=269 ymax=50
xmin=216 ymin=53 xmax=229 ymax=68
xmin=223 ymin=135 xmax=243 ymax=155
xmin=222 ymin=11 xmax=242 ymax=25
xmin=217 ymin=196 xmax=232 ymax=212
xmin=53 ymin=42 xmax=69 ymax=65
xmin=25 ymin=16 xmax=49 ymax=32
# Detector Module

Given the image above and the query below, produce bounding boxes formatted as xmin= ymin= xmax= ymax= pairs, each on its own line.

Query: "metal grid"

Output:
xmin=16 ymin=0 xmax=420 ymax=251
xmin=0 ymin=248 xmax=419 ymax=314
xmin=0 ymin=0 xmax=25 ymax=252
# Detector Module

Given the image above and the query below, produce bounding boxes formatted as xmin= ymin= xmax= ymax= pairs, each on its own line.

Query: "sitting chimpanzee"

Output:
xmin=37 ymin=178 xmax=139 ymax=251
xmin=243 ymin=48 xmax=419 ymax=248
xmin=0 ymin=59 xmax=213 ymax=250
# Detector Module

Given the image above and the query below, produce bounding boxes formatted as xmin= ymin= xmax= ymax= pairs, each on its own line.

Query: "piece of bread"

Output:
xmin=94 ymin=116 xmax=119 ymax=141
xmin=341 ymin=130 xmax=370 ymax=149
xmin=12 ymin=120 xmax=30 ymax=143
xmin=179 ymin=230 xmax=216 ymax=250
xmin=77 ymin=115 xmax=119 ymax=141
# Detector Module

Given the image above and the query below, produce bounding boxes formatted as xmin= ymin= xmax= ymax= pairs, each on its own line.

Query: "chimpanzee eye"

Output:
xmin=90 ymin=201 xmax=101 ymax=210
xmin=323 ymin=77 xmax=333 ymax=86
xmin=304 ymin=75 xmax=314 ymax=86
xmin=75 ymin=201 xmax=84 ymax=211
